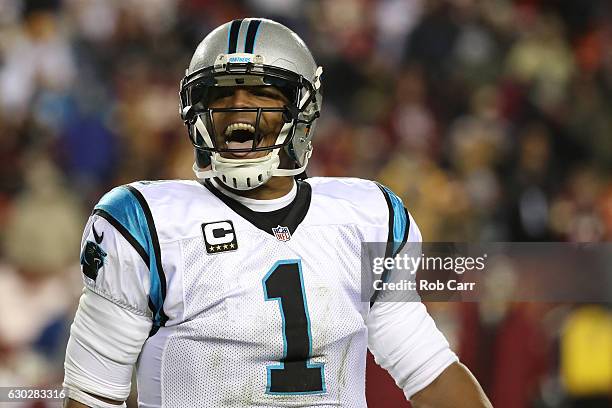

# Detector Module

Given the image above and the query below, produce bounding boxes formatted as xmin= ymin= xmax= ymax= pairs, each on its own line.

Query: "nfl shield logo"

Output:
xmin=272 ymin=225 xmax=291 ymax=242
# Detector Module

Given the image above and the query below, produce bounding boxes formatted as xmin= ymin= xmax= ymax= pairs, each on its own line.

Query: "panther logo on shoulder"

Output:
xmin=80 ymin=222 xmax=107 ymax=281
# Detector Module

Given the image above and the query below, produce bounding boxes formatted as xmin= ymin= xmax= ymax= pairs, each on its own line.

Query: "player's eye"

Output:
xmin=206 ymin=87 xmax=234 ymax=103
xmin=251 ymin=87 xmax=290 ymax=104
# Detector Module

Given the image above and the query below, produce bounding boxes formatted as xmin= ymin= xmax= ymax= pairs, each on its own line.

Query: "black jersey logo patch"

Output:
xmin=80 ymin=222 xmax=107 ymax=281
xmin=202 ymin=220 xmax=238 ymax=254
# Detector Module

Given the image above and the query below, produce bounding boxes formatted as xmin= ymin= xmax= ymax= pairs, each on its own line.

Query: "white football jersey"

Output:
xmin=66 ymin=177 xmax=456 ymax=407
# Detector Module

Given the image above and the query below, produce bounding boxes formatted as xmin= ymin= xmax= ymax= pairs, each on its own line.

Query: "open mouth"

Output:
xmin=223 ymin=122 xmax=260 ymax=157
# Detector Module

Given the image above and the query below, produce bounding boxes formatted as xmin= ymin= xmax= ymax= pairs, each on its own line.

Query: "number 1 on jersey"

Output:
xmin=262 ymin=260 xmax=325 ymax=394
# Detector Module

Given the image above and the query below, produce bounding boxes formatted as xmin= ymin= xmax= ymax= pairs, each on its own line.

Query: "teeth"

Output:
xmin=225 ymin=123 xmax=255 ymax=136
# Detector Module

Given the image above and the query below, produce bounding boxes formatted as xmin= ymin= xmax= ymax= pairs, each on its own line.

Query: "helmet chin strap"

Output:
xmin=192 ymin=154 xmax=309 ymax=180
xmin=192 ymin=118 xmax=308 ymax=190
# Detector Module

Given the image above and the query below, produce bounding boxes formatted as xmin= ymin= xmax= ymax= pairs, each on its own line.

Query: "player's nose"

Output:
xmin=228 ymin=88 xmax=254 ymax=108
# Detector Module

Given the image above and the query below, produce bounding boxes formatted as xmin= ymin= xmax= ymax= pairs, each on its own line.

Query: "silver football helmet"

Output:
xmin=180 ymin=18 xmax=323 ymax=190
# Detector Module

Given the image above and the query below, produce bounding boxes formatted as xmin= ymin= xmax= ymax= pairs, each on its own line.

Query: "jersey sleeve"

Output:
xmin=375 ymin=183 xmax=412 ymax=258
xmin=84 ymin=184 xmax=168 ymax=328
xmin=64 ymin=289 xmax=152 ymax=403
xmin=369 ymin=183 xmax=421 ymax=303
xmin=64 ymin=185 xmax=167 ymax=402
xmin=367 ymin=301 xmax=458 ymax=400
xmin=367 ymin=184 xmax=458 ymax=399
xmin=78 ymin=211 xmax=151 ymax=315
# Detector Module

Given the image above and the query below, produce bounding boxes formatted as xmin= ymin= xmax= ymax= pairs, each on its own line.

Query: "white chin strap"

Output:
xmin=192 ymin=153 xmax=309 ymax=190
xmin=192 ymin=118 xmax=310 ymax=190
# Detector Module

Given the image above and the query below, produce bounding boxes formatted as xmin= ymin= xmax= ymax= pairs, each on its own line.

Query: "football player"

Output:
xmin=63 ymin=18 xmax=491 ymax=407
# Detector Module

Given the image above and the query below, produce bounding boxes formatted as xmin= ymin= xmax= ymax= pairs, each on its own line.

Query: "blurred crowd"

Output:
xmin=0 ymin=0 xmax=610 ymax=407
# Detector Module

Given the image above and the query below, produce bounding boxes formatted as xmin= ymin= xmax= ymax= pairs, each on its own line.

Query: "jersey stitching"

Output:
xmin=84 ymin=284 xmax=151 ymax=317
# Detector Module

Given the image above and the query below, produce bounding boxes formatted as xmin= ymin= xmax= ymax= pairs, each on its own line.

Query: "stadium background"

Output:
xmin=0 ymin=0 xmax=611 ymax=407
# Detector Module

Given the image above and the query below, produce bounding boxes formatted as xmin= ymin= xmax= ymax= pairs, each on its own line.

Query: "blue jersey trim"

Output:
xmin=94 ymin=186 xmax=167 ymax=333
xmin=377 ymin=184 xmax=410 ymax=256
xmin=372 ymin=183 xmax=411 ymax=304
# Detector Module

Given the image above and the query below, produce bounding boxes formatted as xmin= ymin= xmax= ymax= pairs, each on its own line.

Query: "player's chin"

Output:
xmin=220 ymin=151 xmax=269 ymax=160
xmin=218 ymin=137 xmax=276 ymax=160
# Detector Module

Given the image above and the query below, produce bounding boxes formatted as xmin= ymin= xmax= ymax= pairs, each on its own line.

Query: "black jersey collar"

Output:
xmin=202 ymin=178 xmax=311 ymax=236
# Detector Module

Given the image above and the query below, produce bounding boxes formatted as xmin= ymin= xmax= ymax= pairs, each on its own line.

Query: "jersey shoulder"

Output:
xmin=87 ymin=180 xmax=206 ymax=323
xmin=304 ymin=177 xmax=390 ymax=228
xmin=95 ymin=179 xmax=222 ymax=243
xmin=306 ymin=177 xmax=381 ymax=199
xmin=94 ymin=179 xmax=204 ymax=216
xmin=306 ymin=176 xmax=405 ymax=214
xmin=305 ymin=176 xmax=417 ymax=247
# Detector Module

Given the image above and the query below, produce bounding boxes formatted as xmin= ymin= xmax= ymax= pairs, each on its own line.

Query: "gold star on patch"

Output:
xmin=216 ymin=245 xmax=222 ymax=251
xmin=209 ymin=246 xmax=215 ymax=252
xmin=223 ymin=244 xmax=228 ymax=250
xmin=229 ymin=242 xmax=235 ymax=249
